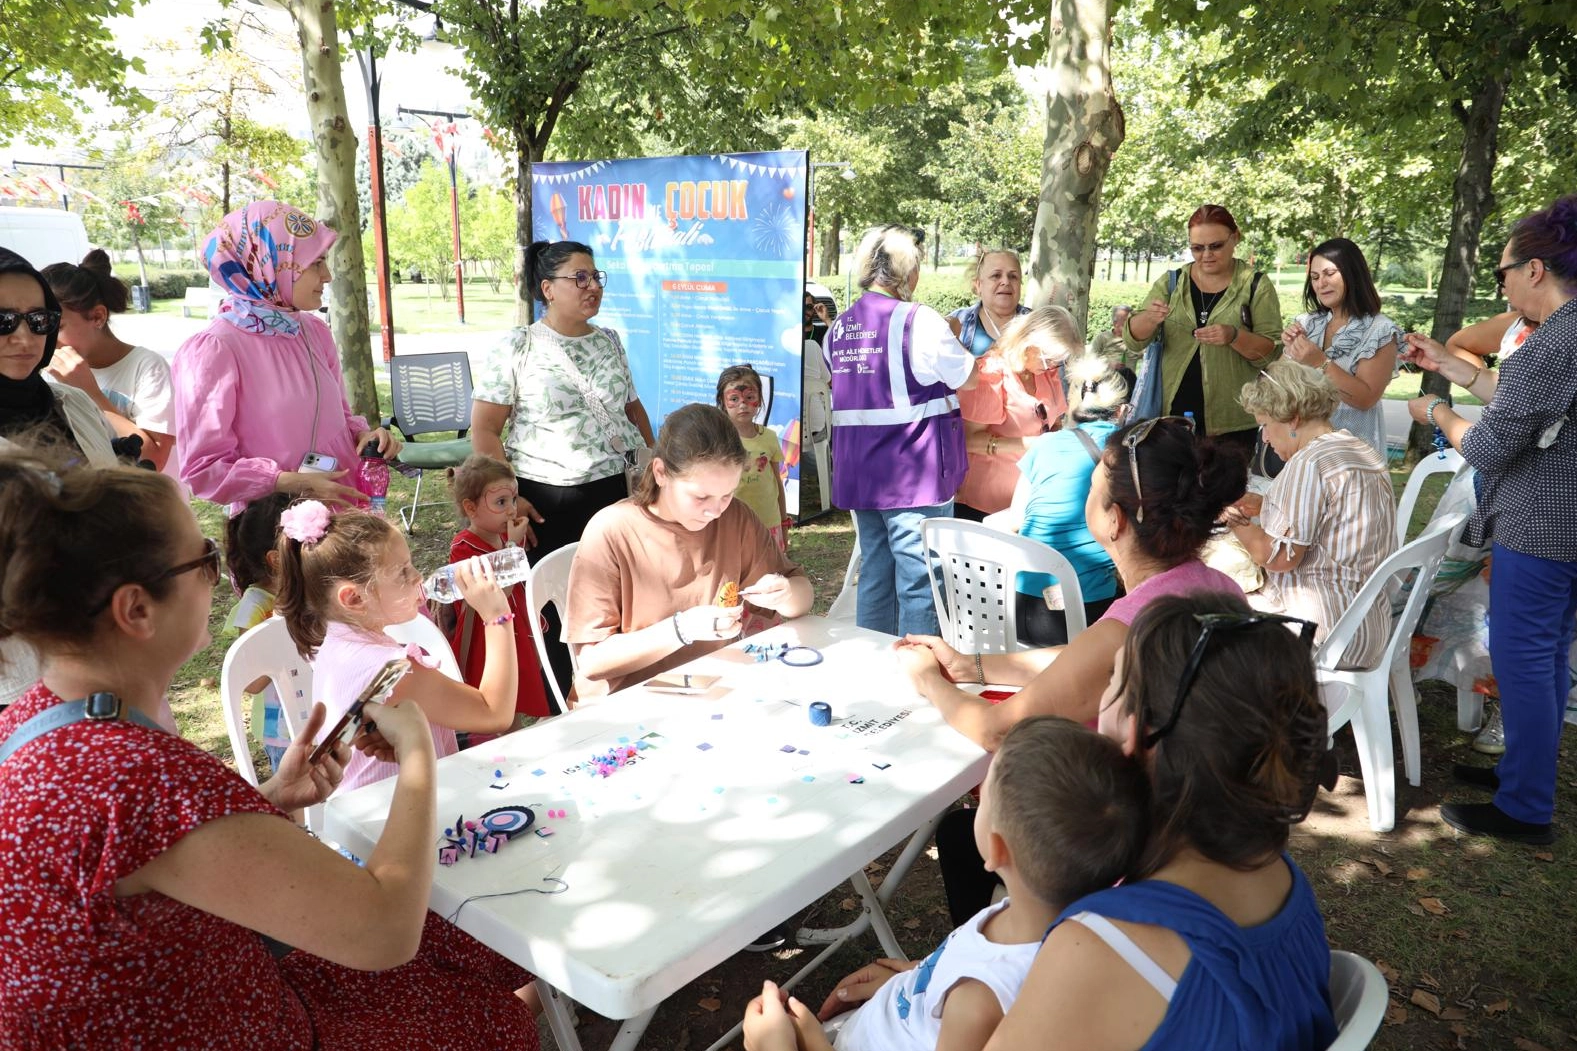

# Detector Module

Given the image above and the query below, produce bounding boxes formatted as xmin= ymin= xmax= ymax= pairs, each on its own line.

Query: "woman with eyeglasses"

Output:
xmin=471 ymin=239 xmax=655 ymax=702
xmin=986 ymin=592 xmax=1337 ymax=1051
xmin=0 ymin=247 xmax=118 ymax=708
xmin=1222 ymin=359 xmax=1396 ymax=668
xmin=1278 ymin=238 xmax=1400 ymax=461
xmin=1123 ymin=204 xmax=1283 ymax=456
xmin=0 ymin=447 xmax=540 ymax=1049
xmin=1398 ymin=194 xmax=1577 ymax=846
xmin=953 ymin=305 xmax=1074 ymax=521
xmin=898 ymin=416 xmax=1245 ymax=924
xmin=172 ymin=201 xmax=402 ymax=515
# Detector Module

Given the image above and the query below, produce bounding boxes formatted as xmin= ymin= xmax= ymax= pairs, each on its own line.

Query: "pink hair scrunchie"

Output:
xmin=280 ymin=500 xmax=332 ymax=546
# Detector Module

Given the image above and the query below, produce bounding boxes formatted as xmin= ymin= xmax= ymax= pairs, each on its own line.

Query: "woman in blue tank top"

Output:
xmin=988 ymin=592 xmax=1338 ymax=1051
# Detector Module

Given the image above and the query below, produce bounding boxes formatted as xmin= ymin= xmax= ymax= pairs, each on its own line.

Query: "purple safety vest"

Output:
xmin=824 ymin=292 xmax=967 ymax=510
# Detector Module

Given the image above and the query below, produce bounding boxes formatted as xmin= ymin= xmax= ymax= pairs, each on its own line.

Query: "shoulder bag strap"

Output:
xmin=0 ymin=694 xmax=162 ymax=768
xmin=1073 ymin=427 xmax=1102 ymax=464
xmin=535 ymin=326 xmax=630 ymax=454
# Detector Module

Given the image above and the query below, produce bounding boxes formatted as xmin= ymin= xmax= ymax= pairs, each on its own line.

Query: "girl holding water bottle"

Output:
xmin=275 ymin=501 xmax=519 ymax=793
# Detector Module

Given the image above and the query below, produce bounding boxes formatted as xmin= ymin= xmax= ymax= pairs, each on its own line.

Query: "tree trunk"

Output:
xmin=133 ymin=230 xmax=149 ymax=288
xmin=819 ymin=213 xmax=842 ymax=276
xmin=1405 ymin=71 xmax=1506 ymax=461
xmin=1026 ymin=0 xmax=1123 ymax=336
xmin=287 ymin=0 xmax=377 ymax=422
xmin=1144 ymin=249 xmax=1152 ymax=283
xmin=512 ymin=130 xmax=544 ymax=327
xmin=1104 ymin=248 xmax=1112 ymax=281
xmin=932 ymin=216 xmax=940 ymax=270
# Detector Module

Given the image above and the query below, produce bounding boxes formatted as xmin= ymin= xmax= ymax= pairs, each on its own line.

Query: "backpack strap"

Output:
xmin=1241 ymin=270 xmax=1265 ymax=330
xmin=0 ymin=693 xmax=163 ymax=768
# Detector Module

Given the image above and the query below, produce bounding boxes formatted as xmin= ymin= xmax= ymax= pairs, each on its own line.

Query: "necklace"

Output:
xmin=981 ymin=308 xmax=1014 ymax=340
xmin=1196 ymin=287 xmax=1226 ymax=327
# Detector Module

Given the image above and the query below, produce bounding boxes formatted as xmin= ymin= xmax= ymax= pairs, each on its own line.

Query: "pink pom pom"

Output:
xmin=279 ymin=500 xmax=333 ymax=545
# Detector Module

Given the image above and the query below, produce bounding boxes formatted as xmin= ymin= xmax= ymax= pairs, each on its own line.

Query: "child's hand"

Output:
xmin=507 ymin=513 xmax=537 ymax=550
xmin=675 ymin=602 xmax=744 ymax=643
xmin=818 ymin=959 xmax=915 ymax=1020
xmin=744 ymin=981 xmax=816 ymax=1051
xmin=454 ymin=555 xmax=510 ymax=622
xmin=739 ymin=574 xmax=792 ymax=612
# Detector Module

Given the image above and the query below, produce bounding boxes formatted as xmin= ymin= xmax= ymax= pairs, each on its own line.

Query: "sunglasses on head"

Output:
xmin=0 ymin=309 xmax=61 ymax=337
xmin=1033 ymin=402 xmax=1052 ymax=434
xmin=1121 ymin=415 xmax=1195 ymax=523
xmin=1143 ymin=611 xmax=1318 ymax=749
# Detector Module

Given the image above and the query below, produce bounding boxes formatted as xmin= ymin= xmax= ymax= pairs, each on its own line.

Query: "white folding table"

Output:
xmin=323 ymin=616 xmax=988 ymax=1051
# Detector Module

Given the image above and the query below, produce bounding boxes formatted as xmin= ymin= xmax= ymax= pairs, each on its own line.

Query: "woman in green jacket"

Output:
xmin=1124 ymin=203 xmax=1283 ymax=456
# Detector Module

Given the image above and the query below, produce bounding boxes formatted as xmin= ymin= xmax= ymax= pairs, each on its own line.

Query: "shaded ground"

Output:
xmin=173 ymin=471 xmax=1576 ymax=1051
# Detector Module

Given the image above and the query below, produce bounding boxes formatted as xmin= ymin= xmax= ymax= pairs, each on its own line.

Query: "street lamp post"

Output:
xmin=400 ymin=105 xmax=472 ymax=324
xmin=354 ymin=45 xmax=398 ymax=361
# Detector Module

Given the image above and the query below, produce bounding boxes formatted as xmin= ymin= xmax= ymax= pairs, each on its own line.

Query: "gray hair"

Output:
xmin=853 ymin=224 xmax=924 ymax=301
xmin=1112 ymin=304 xmax=1133 ymax=321
xmin=1237 ymin=359 xmax=1340 ymax=423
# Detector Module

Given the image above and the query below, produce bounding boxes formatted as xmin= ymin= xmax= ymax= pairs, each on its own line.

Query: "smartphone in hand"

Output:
xmin=309 ymin=658 xmax=412 ymax=765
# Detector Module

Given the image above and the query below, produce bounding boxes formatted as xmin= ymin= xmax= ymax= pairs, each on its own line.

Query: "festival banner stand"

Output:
xmin=531 ymin=151 xmax=811 ymax=514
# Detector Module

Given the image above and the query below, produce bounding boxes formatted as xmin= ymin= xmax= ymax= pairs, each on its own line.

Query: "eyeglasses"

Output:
xmin=1493 ymin=258 xmax=1532 ymax=295
xmin=1143 ymin=612 xmax=1318 ymax=749
xmin=1033 ymin=402 xmax=1052 ymax=434
xmin=1121 ymin=415 xmax=1195 ymax=523
xmin=547 ymin=269 xmax=608 ymax=290
xmin=0 ymin=309 xmax=61 ymax=337
xmin=1188 ymin=240 xmax=1229 ymax=256
xmin=86 ymin=538 xmax=223 ymax=616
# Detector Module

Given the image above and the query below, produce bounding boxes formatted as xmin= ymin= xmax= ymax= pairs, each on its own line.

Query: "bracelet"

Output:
xmin=974 ymin=652 xmax=986 ymax=686
xmin=987 ymin=436 xmax=999 ymax=457
xmin=1227 ymin=325 xmax=1239 ymax=344
xmin=672 ymin=612 xmax=691 ymax=647
xmin=1425 ymin=396 xmax=1449 ymax=428
xmin=1459 ymin=364 xmax=1483 ymax=390
xmin=487 ymin=612 xmax=516 ymax=627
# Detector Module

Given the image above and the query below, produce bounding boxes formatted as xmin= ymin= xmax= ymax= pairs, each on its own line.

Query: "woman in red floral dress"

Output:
xmin=0 ymin=443 xmax=537 ymax=1050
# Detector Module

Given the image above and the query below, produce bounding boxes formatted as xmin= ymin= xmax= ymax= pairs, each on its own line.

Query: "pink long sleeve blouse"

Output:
xmin=173 ymin=313 xmax=369 ymax=510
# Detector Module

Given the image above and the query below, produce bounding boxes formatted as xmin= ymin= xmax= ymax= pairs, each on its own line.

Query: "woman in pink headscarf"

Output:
xmin=173 ymin=201 xmax=400 ymax=512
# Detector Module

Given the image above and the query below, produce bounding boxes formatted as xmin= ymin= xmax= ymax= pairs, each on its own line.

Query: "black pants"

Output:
xmin=1015 ymin=593 xmax=1118 ymax=648
xmin=936 ymin=807 xmax=1000 ymax=926
xmin=518 ymin=472 xmax=628 ymax=710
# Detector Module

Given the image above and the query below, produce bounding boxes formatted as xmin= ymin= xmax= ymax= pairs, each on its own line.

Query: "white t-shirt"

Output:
xmin=833 ymin=900 xmax=1039 ymax=1051
xmin=907 ymin=303 xmax=975 ymax=390
xmin=91 ymin=345 xmax=175 ymax=434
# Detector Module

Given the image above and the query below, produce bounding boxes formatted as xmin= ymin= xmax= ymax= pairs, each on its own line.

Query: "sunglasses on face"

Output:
xmin=1189 ymin=240 xmax=1229 ymax=255
xmin=548 ymin=269 xmax=608 ymax=290
xmin=1033 ymin=402 xmax=1052 ymax=434
xmin=1121 ymin=415 xmax=1195 ymax=523
xmin=86 ymin=537 xmax=223 ymax=616
xmin=0 ymin=309 xmax=62 ymax=337
xmin=1143 ymin=611 xmax=1318 ymax=749
xmin=1493 ymin=258 xmax=1532 ymax=295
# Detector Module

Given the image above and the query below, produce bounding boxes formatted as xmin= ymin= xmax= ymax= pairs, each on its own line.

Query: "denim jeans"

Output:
xmin=852 ymin=502 xmax=952 ymax=637
xmin=1488 ymin=543 xmax=1577 ymax=824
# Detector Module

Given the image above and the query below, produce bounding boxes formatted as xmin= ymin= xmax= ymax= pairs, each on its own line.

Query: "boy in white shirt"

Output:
xmin=742 ymin=716 xmax=1150 ymax=1051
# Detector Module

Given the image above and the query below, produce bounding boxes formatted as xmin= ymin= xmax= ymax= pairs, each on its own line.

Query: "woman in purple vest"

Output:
xmin=824 ymin=224 xmax=980 ymax=636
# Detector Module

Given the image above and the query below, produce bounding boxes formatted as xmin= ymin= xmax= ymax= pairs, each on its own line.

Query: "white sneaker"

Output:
xmin=1473 ymin=708 xmax=1506 ymax=755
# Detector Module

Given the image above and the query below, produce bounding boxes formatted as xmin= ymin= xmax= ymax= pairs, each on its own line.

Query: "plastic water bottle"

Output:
xmin=422 ymin=545 xmax=532 ymax=603
xmin=357 ymin=440 xmax=390 ymax=517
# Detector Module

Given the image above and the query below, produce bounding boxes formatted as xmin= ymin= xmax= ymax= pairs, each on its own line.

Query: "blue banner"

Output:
xmin=531 ymin=150 xmax=810 ymax=513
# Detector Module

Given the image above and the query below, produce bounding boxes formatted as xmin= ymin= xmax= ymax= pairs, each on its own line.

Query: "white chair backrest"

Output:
xmin=385 ymin=614 xmax=463 ymax=681
xmin=922 ymin=517 xmax=1086 ymax=654
xmin=1316 ymin=512 xmax=1466 ymax=675
xmin=1394 ymin=449 xmax=1467 ymax=546
xmin=524 ymin=544 xmax=578 ymax=712
xmin=1327 ymin=950 xmax=1389 ymax=1050
xmin=826 ymin=536 xmax=861 ymax=623
xmin=218 ymin=617 xmax=313 ymax=787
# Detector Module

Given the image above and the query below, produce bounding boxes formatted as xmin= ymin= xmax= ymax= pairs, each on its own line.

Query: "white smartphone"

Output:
xmin=300 ymin=452 xmax=338 ymax=473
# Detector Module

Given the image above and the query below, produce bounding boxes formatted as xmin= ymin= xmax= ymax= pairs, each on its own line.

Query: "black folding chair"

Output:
xmin=385 ymin=352 xmax=475 ymax=533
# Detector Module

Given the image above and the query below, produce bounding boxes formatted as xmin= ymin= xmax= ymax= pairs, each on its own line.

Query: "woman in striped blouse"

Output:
xmin=1222 ymin=359 xmax=1396 ymax=667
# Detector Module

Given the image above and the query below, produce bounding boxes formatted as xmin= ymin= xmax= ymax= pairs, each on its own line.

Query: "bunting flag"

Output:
xmin=530 ymin=160 xmax=611 ymax=186
xmin=713 ymin=154 xmax=799 ymax=179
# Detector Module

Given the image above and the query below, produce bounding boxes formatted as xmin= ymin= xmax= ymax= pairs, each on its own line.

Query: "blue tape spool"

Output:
xmin=809 ymin=701 xmax=832 ymax=727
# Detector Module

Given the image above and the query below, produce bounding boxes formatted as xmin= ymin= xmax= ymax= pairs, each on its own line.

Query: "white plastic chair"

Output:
xmin=1327 ymin=950 xmax=1389 ymax=1050
xmin=524 ymin=544 xmax=578 ymax=713
xmin=1318 ymin=512 xmax=1465 ymax=831
xmin=922 ymin=518 xmax=1086 ymax=654
xmin=219 ymin=617 xmax=314 ymax=788
xmin=1394 ymin=449 xmax=1469 ymax=546
xmin=385 ymin=614 xmax=463 ymax=681
xmin=825 ymin=537 xmax=861 ymax=624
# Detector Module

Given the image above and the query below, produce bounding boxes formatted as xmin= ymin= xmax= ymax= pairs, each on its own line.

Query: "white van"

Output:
xmin=0 ymin=207 xmax=92 ymax=269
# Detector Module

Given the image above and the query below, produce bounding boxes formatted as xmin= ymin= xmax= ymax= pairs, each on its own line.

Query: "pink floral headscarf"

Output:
xmin=202 ymin=201 xmax=336 ymax=329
